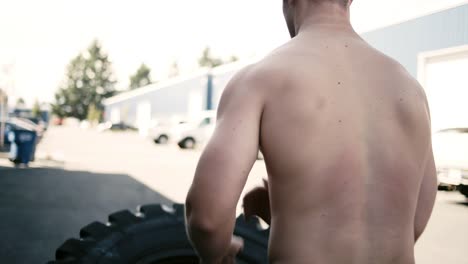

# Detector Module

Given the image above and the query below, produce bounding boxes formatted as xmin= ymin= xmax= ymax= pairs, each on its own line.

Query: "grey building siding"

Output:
xmin=212 ymin=70 xmax=238 ymax=110
xmin=104 ymin=4 xmax=468 ymax=126
xmin=362 ymin=4 xmax=468 ymax=77
xmin=103 ymin=68 xmax=240 ymax=126
xmin=104 ymin=74 xmax=209 ymax=125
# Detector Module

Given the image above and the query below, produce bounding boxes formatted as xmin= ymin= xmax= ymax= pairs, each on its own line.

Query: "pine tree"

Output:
xmin=198 ymin=47 xmax=223 ymax=68
xmin=52 ymin=40 xmax=116 ymax=120
xmin=198 ymin=47 xmax=239 ymax=68
xmin=15 ymin=98 xmax=25 ymax=108
xmin=31 ymin=99 xmax=41 ymax=119
xmin=86 ymin=104 xmax=102 ymax=123
xmin=129 ymin=63 xmax=152 ymax=90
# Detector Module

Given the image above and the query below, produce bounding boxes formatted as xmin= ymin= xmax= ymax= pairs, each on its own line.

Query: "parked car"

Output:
xmin=9 ymin=117 xmax=45 ymax=137
xmin=11 ymin=108 xmax=50 ymax=129
xmin=432 ymin=127 xmax=468 ymax=196
xmin=111 ymin=122 xmax=136 ymax=131
xmin=177 ymin=112 xmax=216 ymax=149
xmin=52 ymin=117 xmax=63 ymax=126
xmin=175 ymin=111 xmax=266 ymax=159
xmin=149 ymin=119 xmax=188 ymax=144
xmin=97 ymin=122 xmax=136 ymax=132
xmin=460 ymin=182 xmax=468 ymax=198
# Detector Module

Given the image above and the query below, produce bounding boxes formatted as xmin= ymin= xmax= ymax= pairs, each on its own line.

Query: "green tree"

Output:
xmin=86 ymin=104 xmax=102 ymax=123
xmin=31 ymin=99 xmax=41 ymax=119
xmin=52 ymin=40 xmax=116 ymax=120
xmin=15 ymin=98 xmax=25 ymax=108
xmin=228 ymin=55 xmax=239 ymax=63
xmin=129 ymin=63 xmax=152 ymax=90
xmin=198 ymin=47 xmax=223 ymax=68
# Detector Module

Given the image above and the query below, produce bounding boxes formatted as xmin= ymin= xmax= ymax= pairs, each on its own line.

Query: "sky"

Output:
xmin=1 ymin=0 xmax=467 ymax=106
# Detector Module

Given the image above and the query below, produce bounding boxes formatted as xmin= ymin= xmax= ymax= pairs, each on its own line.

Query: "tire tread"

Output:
xmin=48 ymin=203 xmax=269 ymax=263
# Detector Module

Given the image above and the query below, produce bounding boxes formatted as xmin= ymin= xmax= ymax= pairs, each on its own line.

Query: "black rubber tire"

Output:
xmin=460 ymin=185 xmax=468 ymax=198
xmin=178 ymin=138 xmax=196 ymax=149
xmin=155 ymin=135 xmax=169 ymax=145
xmin=47 ymin=203 xmax=269 ymax=264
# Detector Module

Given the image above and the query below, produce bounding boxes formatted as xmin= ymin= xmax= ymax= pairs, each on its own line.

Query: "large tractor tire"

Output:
xmin=47 ymin=203 xmax=269 ymax=264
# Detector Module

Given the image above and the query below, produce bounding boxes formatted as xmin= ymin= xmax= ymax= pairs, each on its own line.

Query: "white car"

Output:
xmin=432 ymin=127 xmax=468 ymax=195
xmin=177 ymin=113 xmax=216 ymax=149
xmin=150 ymin=119 xmax=188 ymax=144
xmin=175 ymin=111 xmax=265 ymax=160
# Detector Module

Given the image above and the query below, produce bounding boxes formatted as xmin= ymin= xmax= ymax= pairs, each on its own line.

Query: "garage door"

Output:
xmin=423 ymin=51 xmax=468 ymax=132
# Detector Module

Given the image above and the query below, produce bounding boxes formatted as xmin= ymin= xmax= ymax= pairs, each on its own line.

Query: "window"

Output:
xmin=199 ymin=117 xmax=212 ymax=127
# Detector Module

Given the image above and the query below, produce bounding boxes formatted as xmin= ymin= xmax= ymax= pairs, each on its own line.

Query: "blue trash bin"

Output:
xmin=8 ymin=129 xmax=37 ymax=165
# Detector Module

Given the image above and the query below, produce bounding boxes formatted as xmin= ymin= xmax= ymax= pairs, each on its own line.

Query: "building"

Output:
xmin=103 ymin=60 xmax=252 ymax=136
xmin=362 ymin=3 xmax=468 ymax=132
xmin=104 ymin=3 xmax=468 ymax=135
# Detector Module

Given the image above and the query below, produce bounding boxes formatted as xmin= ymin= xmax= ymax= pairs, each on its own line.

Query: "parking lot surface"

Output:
xmin=1 ymin=125 xmax=467 ymax=263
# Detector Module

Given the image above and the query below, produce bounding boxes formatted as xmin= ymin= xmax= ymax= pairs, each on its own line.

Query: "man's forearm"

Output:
xmin=186 ymin=221 xmax=234 ymax=263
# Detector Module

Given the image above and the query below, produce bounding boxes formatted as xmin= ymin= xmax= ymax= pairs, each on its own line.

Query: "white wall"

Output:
xmin=420 ymin=47 xmax=468 ymax=132
xmin=104 ymin=73 xmax=208 ymax=128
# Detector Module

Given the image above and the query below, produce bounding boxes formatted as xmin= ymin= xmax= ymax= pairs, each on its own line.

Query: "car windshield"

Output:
xmin=198 ymin=117 xmax=211 ymax=127
xmin=437 ymin=128 xmax=468 ymax=134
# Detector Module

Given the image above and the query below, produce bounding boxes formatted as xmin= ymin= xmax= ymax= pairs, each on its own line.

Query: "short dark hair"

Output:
xmin=314 ymin=0 xmax=349 ymax=6
xmin=334 ymin=0 xmax=349 ymax=6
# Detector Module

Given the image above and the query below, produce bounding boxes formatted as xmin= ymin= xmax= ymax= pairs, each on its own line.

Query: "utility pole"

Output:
xmin=206 ymin=73 xmax=213 ymax=111
xmin=0 ymin=89 xmax=5 ymax=147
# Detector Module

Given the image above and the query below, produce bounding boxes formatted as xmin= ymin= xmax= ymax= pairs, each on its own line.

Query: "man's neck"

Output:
xmin=296 ymin=4 xmax=355 ymax=36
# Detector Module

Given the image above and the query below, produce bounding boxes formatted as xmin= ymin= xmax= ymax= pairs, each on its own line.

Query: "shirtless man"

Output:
xmin=185 ymin=0 xmax=437 ymax=263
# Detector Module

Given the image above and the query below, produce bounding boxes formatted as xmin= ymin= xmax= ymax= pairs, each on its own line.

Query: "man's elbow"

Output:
xmin=186 ymin=206 xmax=216 ymax=235
xmin=186 ymin=216 xmax=219 ymax=239
xmin=185 ymin=197 xmax=218 ymax=235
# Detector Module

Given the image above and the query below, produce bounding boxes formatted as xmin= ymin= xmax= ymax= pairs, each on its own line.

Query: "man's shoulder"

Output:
xmin=228 ymin=58 xmax=289 ymax=93
xmin=365 ymin=45 xmax=425 ymax=95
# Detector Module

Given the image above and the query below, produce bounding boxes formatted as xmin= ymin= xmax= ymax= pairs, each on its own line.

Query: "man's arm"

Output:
xmin=414 ymin=94 xmax=437 ymax=243
xmin=414 ymin=147 xmax=437 ymax=243
xmin=185 ymin=65 xmax=266 ymax=263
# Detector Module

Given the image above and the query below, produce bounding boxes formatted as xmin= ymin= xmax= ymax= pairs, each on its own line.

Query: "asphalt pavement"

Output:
xmin=0 ymin=164 xmax=172 ymax=263
xmin=1 ymin=125 xmax=467 ymax=264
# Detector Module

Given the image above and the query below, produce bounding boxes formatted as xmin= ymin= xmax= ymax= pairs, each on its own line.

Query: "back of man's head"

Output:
xmin=313 ymin=0 xmax=350 ymax=7
xmin=308 ymin=0 xmax=353 ymax=7
xmin=283 ymin=0 xmax=353 ymax=38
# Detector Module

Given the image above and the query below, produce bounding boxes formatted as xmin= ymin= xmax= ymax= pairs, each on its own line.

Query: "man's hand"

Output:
xmin=201 ymin=236 xmax=244 ymax=264
xmin=243 ymin=179 xmax=271 ymax=225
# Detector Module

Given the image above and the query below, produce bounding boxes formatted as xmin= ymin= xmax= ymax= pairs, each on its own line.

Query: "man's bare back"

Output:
xmin=185 ymin=1 xmax=437 ymax=263
xmin=258 ymin=26 xmax=435 ymax=264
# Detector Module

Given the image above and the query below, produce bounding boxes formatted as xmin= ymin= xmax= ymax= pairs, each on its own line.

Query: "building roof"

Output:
xmin=103 ymin=57 xmax=261 ymax=106
xmin=104 ymin=3 xmax=468 ymax=107
xmin=103 ymin=67 xmax=210 ymax=106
